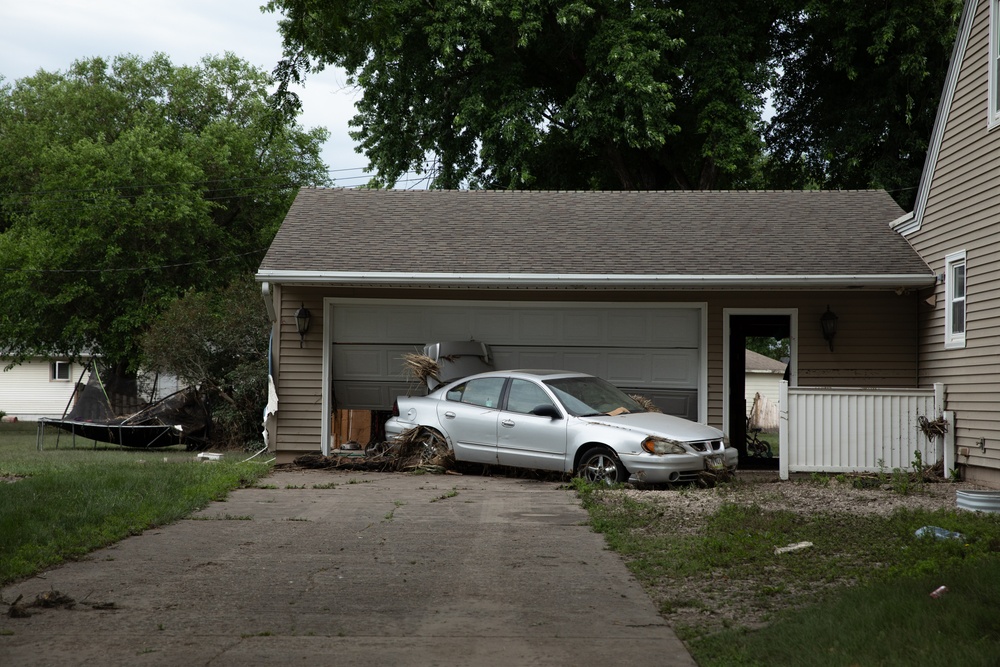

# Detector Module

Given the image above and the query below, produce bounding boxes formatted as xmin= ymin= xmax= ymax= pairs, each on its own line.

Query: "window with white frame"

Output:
xmin=50 ymin=361 xmax=71 ymax=381
xmin=991 ymin=0 xmax=1000 ymax=126
xmin=945 ymin=251 xmax=967 ymax=348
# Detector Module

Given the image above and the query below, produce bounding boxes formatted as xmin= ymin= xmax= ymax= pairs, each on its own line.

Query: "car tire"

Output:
xmin=416 ymin=427 xmax=449 ymax=465
xmin=577 ymin=447 xmax=629 ymax=486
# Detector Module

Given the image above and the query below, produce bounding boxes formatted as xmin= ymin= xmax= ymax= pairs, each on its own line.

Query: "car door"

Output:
xmin=436 ymin=377 xmax=505 ymax=465
xmin=496 ymin=378 xmax=568 ymax=471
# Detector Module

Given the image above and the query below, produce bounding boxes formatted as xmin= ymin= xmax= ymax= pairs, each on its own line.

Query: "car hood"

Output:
xmin=580 ymin=412 xmax=723 ymax=442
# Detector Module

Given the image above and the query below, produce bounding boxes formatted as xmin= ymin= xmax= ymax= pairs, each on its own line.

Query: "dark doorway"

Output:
xmin=729 ymin=315 xmax=790 ymax=469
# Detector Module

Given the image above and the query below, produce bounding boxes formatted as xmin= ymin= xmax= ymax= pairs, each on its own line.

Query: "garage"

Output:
xmin=329 ymin=299 xmax=706 ymax=422
xmin=259 ymin=188 xmax=934 ymax=462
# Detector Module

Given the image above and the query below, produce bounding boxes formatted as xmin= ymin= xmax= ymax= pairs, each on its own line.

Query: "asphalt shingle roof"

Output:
xmin=259 ymin=189 xmax=931 ymax=279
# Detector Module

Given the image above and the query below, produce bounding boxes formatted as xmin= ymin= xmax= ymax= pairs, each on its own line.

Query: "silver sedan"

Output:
xmin=385 ymin=369 xmax=738 ymax=485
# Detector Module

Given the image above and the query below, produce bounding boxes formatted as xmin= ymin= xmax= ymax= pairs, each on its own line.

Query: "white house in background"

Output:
xmin=0 ymin=357 xmax=92 ymax=420
xmin=744 ymin=350 xmax=787 ymax=413
xmin=745 ymin=350 xmax=786 ymax=431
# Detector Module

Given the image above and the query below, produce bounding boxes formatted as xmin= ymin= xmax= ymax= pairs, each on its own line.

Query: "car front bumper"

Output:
xmin=619 ymin=449 xmax=738 ymax=484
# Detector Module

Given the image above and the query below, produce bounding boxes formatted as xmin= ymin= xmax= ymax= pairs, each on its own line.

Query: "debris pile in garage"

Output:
xmin=294 ymin=426 xmax=456 ymax=474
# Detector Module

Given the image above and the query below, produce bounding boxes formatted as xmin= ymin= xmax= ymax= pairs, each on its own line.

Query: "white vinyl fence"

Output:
xmin=778 ymin=382 xmax=946 ymax=480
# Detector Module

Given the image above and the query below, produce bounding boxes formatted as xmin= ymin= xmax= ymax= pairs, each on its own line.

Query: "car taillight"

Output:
xmin=392 ymin=399 xmax=399 ymax=417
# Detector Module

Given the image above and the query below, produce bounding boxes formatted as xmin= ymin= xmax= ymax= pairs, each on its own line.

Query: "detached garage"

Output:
xmin=257 ymin=188 xmax=934 ymax=463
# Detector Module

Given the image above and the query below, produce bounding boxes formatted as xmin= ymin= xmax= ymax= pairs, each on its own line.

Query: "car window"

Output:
xmin=505 ymin=379 xmax=556 ymax=414
xmin=449 ymin=377 xmax=505 ymax=408
xmin=544 ymin=376 xmax=645 ymax=417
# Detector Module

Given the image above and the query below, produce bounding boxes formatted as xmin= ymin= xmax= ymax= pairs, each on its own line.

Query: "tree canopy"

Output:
xmin=267 ymin=0 xmax=961 ymax=202
xmin=766 ymin=0 xmax=963 ymax=209
xmin=0 ymin=53 xmax=328 ymax=373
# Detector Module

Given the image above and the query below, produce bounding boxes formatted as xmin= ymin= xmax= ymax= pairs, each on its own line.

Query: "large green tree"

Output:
xmin=0 ymin=53 xmax=328 ymax=387
xmin=766 ymin=0 xmax=963 ymax=209
xmin=267 ymin=0 xmax=961 ymax=204
xmin=267 ymin=0 xmax=781 ymax=190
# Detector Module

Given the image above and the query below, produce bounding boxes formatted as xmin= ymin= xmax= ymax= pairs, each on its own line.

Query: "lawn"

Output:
xmin=0 ymin=422 xmax=271 ymax=584
xmin=576 ymin=477 xmax=1000 ymax=666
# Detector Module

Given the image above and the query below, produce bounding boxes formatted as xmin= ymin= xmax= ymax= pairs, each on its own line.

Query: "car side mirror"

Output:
xmin=530 ymin=404 xmax=561 ymax=419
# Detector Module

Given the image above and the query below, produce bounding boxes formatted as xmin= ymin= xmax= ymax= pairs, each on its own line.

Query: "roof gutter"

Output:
xmin=255 ymin=270 xmax=936 ymax=290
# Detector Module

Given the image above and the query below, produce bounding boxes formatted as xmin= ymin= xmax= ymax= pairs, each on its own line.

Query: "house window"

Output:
xmin=991 ymin=0 xmax=1000 ymax=126
xmin=945 ymin=251 xmax=967 ymax=349
xmin=51 ymin=361 xmax=71 ymax=381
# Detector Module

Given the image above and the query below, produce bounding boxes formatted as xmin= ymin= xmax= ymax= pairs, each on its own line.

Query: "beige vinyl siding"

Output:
xmin=908 ymin=0 xmax=1000 ymax=481
xmin=269 ymin=287 xmax=920 ymax=460
xmin=272 ymin=289 xmax=326 ymax=461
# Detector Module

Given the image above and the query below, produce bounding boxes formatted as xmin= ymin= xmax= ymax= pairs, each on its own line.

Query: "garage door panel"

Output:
xmin=563 ymin=312 xmax=605 ymax=344
xmin=330 ymin=303 xmax=702 ymax=415
xmin=650 ymin=350 xmax=699 ymax=385
xmin=603 ymin=352 xmax=649 ymax=384
xmin=334 ymin=381 xmax=417 ymax=410
xmin=428 ymin=312 xmax=473 ymax=341
xmin=517 ymin=311 xmax=560 ymax=342
xmin=472 ymin=311 xmax=515 ymax=340
xmin=507 ymin=349 xmax=562 ymax=369
xmin=334 ymin=307 xmax=388 ymax=341
xmin=607 ymin=312 xmax=650 ymax=345
xmin=649 ymin=309 xmax=700 ymax=347
xmin=560 ymin=352 xmax=603 ymax=376
xmin=333 ymin=345 xmax=415 ymax=380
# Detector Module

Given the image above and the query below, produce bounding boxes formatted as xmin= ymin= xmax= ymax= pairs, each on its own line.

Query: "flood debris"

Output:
xmin=401 ymin=353 xmax=440 ymax=389
xmin=628 ymin=394 xmax=662 ymax=413
xmin=775 ymin=541 xmax=814 ymax=555
xmin=6 ymin=590 xmax=92 ymax=618
xmin=295 ymin=426 xmax=455 ymax=474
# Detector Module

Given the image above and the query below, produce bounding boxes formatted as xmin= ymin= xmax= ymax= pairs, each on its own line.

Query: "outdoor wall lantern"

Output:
xmin=294 ymin=303 xmax=311 ymax=348
xmin=820 ymin=305 xmax=839 ymax=352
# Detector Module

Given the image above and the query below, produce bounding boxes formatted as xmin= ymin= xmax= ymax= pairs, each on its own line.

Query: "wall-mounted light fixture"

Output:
xmin=294 ymin=303 xmax=311 ymax=348
xmin=820 ymin=306 xmax=838 ymax=352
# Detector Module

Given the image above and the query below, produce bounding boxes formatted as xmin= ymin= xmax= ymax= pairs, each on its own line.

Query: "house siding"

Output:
xmin=0 ymin=359 xmax=85 ymax=419
xmin=268 ymin=287 xmax=921 ymax=462
xmin=907 ymin=0 xmax=1000 ymax=485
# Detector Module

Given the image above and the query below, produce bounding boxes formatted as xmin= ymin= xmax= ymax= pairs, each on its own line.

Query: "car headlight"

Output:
xmin=641 ymin=436 xmax=686 ymax=455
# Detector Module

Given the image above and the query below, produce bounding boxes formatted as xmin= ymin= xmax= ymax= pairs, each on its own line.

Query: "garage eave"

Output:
xmin=255 ymin=270 xmax=936 ymax=290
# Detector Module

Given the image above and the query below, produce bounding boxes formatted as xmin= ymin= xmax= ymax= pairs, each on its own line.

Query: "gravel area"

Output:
xmin=625 ymin=471 xmax=981 ymax=520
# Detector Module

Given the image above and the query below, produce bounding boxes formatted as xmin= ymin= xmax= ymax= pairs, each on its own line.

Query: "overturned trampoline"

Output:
xmin=37 ymin=362 xmax=210 ymax=450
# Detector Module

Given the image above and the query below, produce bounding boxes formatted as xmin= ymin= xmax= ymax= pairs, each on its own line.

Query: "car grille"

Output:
xmin=690 ymin=439 xmax=724 ymax=453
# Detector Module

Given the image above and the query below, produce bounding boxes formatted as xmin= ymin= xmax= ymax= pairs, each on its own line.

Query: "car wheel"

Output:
xmin=416 ymin=428 xmax=449 ymax=465
xmin=577 ymin=447 xmax=629 ymax=486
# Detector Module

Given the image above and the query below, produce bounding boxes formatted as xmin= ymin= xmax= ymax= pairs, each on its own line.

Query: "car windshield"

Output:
xmin=543 ymin=376 xmax=646 ymax=417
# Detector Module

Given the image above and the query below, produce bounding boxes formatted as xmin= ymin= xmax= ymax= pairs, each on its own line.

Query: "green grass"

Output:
xmin=0 ymin=422 xmax=271 ymax=584
xmin=694 ymin=557 xmax=1000 ymax=666
xmin=574 ymin=478 xmax=1000 ymax=666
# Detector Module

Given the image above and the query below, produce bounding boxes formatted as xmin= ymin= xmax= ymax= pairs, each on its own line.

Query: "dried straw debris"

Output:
xmin=294 ymin=426 xmax=455 ymax=474
xmin=401 ymin=353 xmax=440 ymax=387
xmin=629 ymin=394 xmax=662 ymax=413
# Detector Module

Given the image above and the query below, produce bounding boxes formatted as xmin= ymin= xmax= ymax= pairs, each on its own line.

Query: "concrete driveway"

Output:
xmin=1 ymin=468 xmax=696 ymax=666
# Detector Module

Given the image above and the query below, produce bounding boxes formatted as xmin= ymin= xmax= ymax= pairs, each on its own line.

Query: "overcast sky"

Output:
xmin=0 ymin=0 xmax=383 ymax=188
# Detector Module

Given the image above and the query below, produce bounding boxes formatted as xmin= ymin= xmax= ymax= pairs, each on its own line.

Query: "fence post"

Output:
xmin=779 ymin=380 xmax=789 ymax=480
xmin=933 ymin=383 xmax=946 ymax=465
xmin=944 ymin=411 xmax=956 ymax=479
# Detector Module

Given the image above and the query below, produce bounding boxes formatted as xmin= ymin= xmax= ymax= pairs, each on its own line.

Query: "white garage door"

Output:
xmin=329 ymin=301 xmax=703 ymax=419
